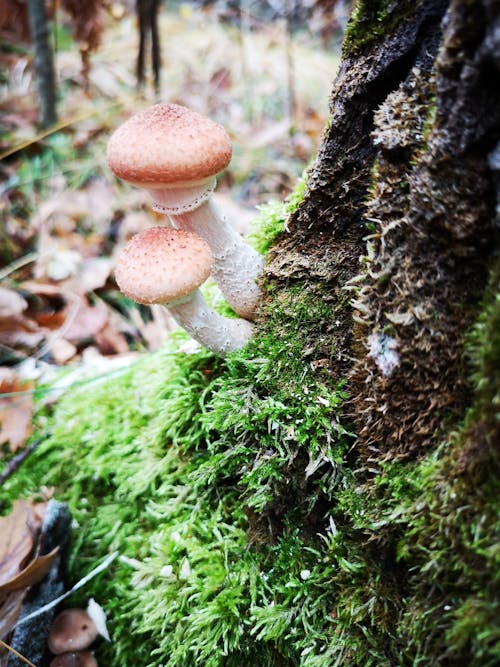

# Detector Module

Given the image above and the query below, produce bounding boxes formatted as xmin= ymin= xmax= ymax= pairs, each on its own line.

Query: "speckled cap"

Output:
xmin=48 ymin=609 xmax=98 ymax=655
xmin=106 ymin=104 xmax=232 ymax=186
xmin=115 ymin=227 xmax=213 ymax=305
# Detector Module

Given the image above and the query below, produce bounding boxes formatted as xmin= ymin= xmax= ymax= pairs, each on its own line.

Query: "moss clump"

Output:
xmin=342 ymin=0 xmax=389 ymax=56
xmin=0 ymin=190 xmax=354 ymax=666
xmin=248 ymin=173 xmax=307 ymax=255
xmin=342 ymin=0 xmax=420 ymax=58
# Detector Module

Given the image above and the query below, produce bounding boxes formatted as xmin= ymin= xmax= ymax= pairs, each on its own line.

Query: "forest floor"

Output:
xmin=0 ymin=3 xmax=340 ymax=454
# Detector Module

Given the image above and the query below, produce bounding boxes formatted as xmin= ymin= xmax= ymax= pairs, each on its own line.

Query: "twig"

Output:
xmin=0 ymin=104 xmax=121 ymax=162
xmin=0 ymin=252 xmax=38 ymax=281
xmin=0 ymin=438 xmax=43 ymax=487
xmin=0 ymin=639 xmax=38 ymax=667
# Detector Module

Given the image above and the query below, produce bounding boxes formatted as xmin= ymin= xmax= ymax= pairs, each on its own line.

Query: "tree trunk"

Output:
xmin=267 ymin=0 xmax=499 ymax=456
xmin=27 ymin=0 xmax=57 ymax=127
xmin=258 ymin=0 xmax=499 ymax=662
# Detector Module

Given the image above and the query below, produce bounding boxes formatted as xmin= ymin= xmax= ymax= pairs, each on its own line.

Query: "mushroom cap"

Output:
xmin=50 ymin=651 xmax=98 ymax=667
xmin=48 ymin=609 xmax=98 ymax=655
xmin=115 ymin=227 xmax=213 ymax=305
xmin=106 ymin=104 xmax=232 ymax=186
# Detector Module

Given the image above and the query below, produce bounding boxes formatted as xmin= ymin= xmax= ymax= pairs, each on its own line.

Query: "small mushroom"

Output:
xmin=48 ymin=609 xmax=98 ymax=654
xmin=106 ymin=103 xmax=264 ymax=320
xmin=50 ymin=651 xmax=98 ymax=667
xmin=115 ymin=227 xmax=254 ymax=357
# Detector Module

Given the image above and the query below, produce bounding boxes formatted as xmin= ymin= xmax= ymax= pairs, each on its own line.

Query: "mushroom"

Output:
xmin=48 ymin=609 xmax=98 ymax=655
xmin=50 ymin=651 xmax=98 ymax=667
xmin=106 ymin=103 xmax=264 ymax=320
xmin=114 ymin=227 xmax=254 ymax=357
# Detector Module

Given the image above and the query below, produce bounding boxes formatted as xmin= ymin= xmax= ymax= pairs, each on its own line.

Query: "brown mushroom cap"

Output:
xmin=50 ymin=651 xmax=98 ymax=667
xmin=115 ymin=227 xmax=213 ymax=305
xmin=48 ymin=609 xmax=98 ymax=655
xmin=106 ymin=104 xmax=232 ymax=186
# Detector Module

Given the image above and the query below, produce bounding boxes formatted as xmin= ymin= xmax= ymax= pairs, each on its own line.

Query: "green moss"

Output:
xmin=342 ymin=0 xmax=389 ymax=56
xmin=0 ymin=197 xmax=353 ymax=665
xmin=248 ymin=174 xmax=307 ymax=255
xmin=1 ymin=205 xmax=498 ymax=667
xmin=342 ymin=0 xmax=416 ymax=57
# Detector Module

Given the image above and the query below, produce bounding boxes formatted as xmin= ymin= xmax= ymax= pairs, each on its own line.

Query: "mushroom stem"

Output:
xmin=168 ymin=290 xmax=254 ymax=357
xmin=106 ymin=104 xmax=265 ymax=320
xmin=168 ymin=198 xmax=265 ymax=321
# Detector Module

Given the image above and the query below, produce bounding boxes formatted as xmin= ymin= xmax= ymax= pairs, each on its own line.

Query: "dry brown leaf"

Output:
xmin=66 ymin=257 xmax=113 ymax=294
xmin=64 ymin=299 xmax=108 ymax=344
xmin=0 ymin=547 xmax=59 ymax=594
xmin=0 ymin=316 xmax=45 ymax=349
xmin=0 ymin=500 xmax=45 ymax=588
xmin=46 ymin=338 xmax=78 ymax=365
xmin=18 ymin=282 xmax=63 ymax=298
xmin=94 ymin=324 xmax=129 ymax=355
xmin=0 ymin=370 xmax=34 ymax=453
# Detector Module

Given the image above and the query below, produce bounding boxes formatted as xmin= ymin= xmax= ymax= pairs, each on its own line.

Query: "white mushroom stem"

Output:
xmin=167 ymin=289 xmax=254 ymax=357
xmin=149 ymin=183 xmax=264 ymax=321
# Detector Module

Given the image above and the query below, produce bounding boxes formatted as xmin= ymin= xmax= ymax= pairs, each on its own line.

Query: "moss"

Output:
xmin=342 ymin=0 xmax=416 ymax=58
xmin=248 ymin=173 xmax=307 ymax=255
xmin=0 ymin=194 xmax=355 ymax=665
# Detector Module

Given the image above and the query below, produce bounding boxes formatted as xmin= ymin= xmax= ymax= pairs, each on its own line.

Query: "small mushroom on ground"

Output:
xmin=114 ymin=227 xmax=254 ymax=357
xmin=50 ymin=650 xmax=98 ymax=667
xmin=48 ymin=609 xmax=98 ymax=654
xmin=106 ymin=103 xmax=264 ymax=320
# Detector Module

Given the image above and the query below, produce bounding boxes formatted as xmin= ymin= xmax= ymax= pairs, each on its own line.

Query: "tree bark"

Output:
xmin=27 ymin=0 xmax=57 ymax=128
xmin=266 ymin=0 xmax=499 ymax=459
xmin=257 ymin=0 xmax=499 ymax=662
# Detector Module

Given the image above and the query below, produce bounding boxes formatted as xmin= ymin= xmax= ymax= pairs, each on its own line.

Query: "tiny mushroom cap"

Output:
xmin=50 ymin=651 xmax=98 ymax=667
xmin=114 ymin=227 xmax=254 ymax=357
xmin=48 ymin=609 xmax=98 ymax=655
xmin=115 ymin=227 xmax=213 ymax=305
xmin=106 ymin=103 xmax=232 ymax=189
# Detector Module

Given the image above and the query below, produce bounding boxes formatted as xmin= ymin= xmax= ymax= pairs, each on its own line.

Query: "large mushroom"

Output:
xmin=114 ymin=227 xmax=254 ymax=357
xmin=106 ymin=103 xmax=264 ymax=320
xmin=48 ymin=609 xmax=98 ymax=655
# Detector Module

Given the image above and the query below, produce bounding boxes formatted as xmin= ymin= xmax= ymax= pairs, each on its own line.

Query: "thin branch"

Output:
xmin=0 ymin=639 xmax=38 ymax=667
xmin=0 ymin=438 xmax=43 ymax=487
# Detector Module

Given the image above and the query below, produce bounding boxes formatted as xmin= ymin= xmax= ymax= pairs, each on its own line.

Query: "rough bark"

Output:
xmin=265 ymin=0 xmax=499 ymax=460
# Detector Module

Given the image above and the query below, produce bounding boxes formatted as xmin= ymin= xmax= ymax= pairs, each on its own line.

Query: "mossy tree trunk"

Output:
xmin=267 ymin=0 xmax=499 ymax=457
xmin=259 ymin=0 xmax=499 ymax=662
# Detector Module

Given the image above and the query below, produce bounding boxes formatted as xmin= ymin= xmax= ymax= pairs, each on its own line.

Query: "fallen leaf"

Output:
xmin=94 ymin=324 xmax=129 ymax=355
xmin=87 ymin=598 xmax=110 ymax=641
xmin=0 ymin=370 xmax=34 ymax=453
xmin=66 ymin=257 xmax=113 ymax=294
xmin=46 ymin=338 xmax=78 ymax=364
xmin=0 ymin=316 xmax=45 ymax=350
xmin=0 ymin=547 xmax=59 ymax=594
xmin=64 ymin=299 xmax=108 ymax=344
xmin=0 ymin=500 xmax=45 ymax=588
